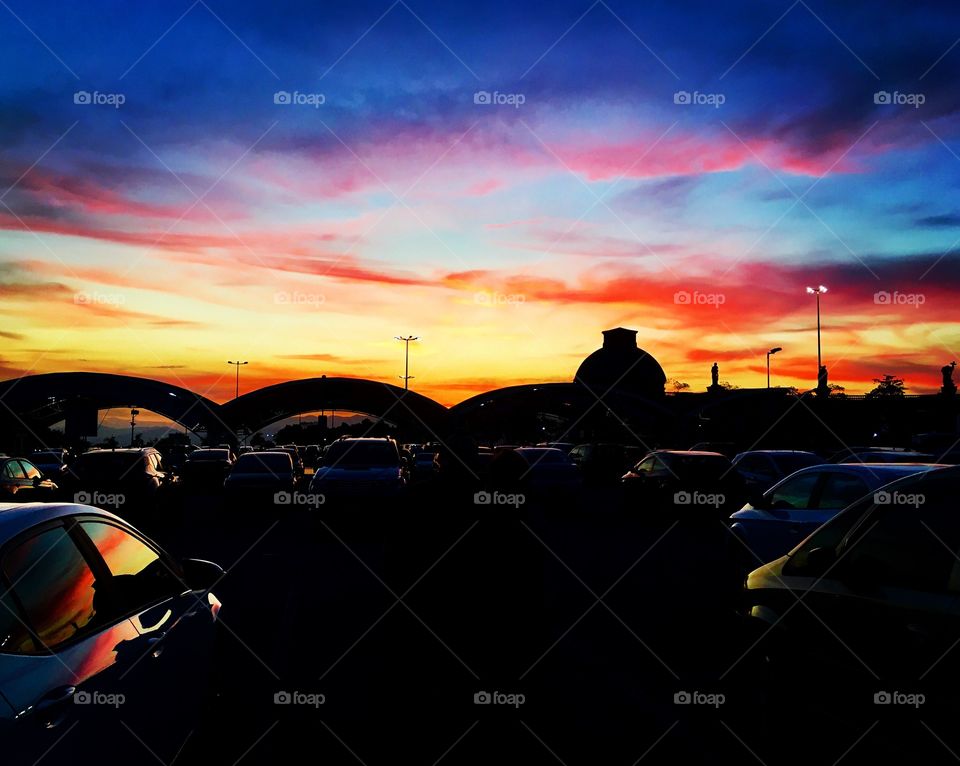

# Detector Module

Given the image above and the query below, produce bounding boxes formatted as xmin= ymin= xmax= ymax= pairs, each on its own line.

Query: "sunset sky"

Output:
xmin=2 ymin=0 xmax=960 ymax=412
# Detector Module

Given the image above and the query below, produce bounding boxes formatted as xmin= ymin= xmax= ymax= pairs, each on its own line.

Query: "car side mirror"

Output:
xmin=749 ymin=492 xmax=768 ymax=509
xmin=182 ymin=558 xmax=224 ymax=591
xmin=33 ymin=475 xmax=43 ymax=487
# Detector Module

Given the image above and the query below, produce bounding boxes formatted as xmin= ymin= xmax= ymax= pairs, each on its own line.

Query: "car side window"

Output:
xmin=19 ymin=461 xmax=41 ymax=480
xmin=2 ymin=525 xmax=99 ymax=651
xmin=768 ymin=472 xmax=820 ymax=510
xmin=634 ymin=457 xmax=656 ymax=473
xmin=816 ymin=473 xmax=869 ymax=510
xmin=3 ymin=461 xmax=25 ymax=480
xmin=737 ymin=455 xmax=774 ymax=477
xmin=79 ymin=521 xmax=178 ymax=610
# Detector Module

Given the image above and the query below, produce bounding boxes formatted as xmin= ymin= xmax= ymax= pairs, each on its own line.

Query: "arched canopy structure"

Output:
xmin=0 ymin=372 xmax=224 ymax=435
xmin=220 ymin=377 xmax=449 ymax=440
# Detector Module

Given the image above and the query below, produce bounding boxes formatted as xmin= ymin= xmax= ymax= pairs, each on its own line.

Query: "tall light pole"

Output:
xmin=806 ymin=285 xmax=827 ymax=383
xmin=395 ymin=336 xmax=418 ymax=390
xmin=227 ymin=360 xmax=248 ymax=400
xmin=129 ymin=408 xmax=140 ymax=447
xmin=766 ymin=347 xmax=782 ymax=389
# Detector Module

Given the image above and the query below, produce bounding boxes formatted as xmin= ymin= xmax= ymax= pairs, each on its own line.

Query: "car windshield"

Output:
xmin=321 ymin=441 xmax=399 ymax=468
xmin=235 ymin=453 xmax=291 ymax=473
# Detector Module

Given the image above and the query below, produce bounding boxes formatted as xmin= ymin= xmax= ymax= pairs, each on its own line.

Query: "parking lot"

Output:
xmin=118 ymin=481 xmax=958 ymax=766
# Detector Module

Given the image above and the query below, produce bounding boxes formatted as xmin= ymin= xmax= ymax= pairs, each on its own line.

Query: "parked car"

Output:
xmin=0 ymin=457 xmax=59 ymax=502
xmin=728 ymin=462 xmax=945 ymax=570
xmin=309 ymin=438 xmax=404 ymax=500
xmin=180 ymin=448 xmax=235 ymax=489
xmin=408 ymin=449 xmax=439 ymax=482
xmin=743 ymin=466 xmax=960 ymax=693
xmin=838 ymin=449 xmax=934 ymax=464
xmin=28 ymin=449 xmax=69 ymax=479
xmin=224 ymin=451 xmax=296 ymax=502
xmin=536 ymin=442 xmax=576 ymax=454
xmin=569 ymin=443 xmax=646 ymax=484
xmin=0 ymin=502 xmax=223 ymax=764
xmin=62 ymin=448 xmax=173 ymax=510
xmin=621 ymin=450 xmax=745 ymax=517
xmin=731 ymin=450 xmax=823 ymax=494
xmin=277 ymin=446 xmax=304 ymax=478
xmin=514 ymin=447 xmax=582 ymax=497
xmin=303 ymin=444 xmax=321 ymax=468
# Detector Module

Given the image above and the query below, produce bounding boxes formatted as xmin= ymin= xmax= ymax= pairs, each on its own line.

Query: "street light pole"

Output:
xmin=806 ymin=286 xmax=827 ymax=385
xmin=227 ymin=360 xmax=248 ymax=400
xmin=395 ymin=336 xmax=418 ymax=390
xmin=766 ymin=347 xmax=782 ymax=389
xmin=129 ymin=408 xmax=140 ymax=447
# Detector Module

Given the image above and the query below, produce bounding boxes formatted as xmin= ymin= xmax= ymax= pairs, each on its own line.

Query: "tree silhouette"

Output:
xmin=867 ymin=375 xmax=907 ymax=398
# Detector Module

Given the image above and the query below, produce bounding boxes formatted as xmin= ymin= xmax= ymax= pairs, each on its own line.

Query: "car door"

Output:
xmin=820 ymin=489 xmax=960 ymax=688
xmin=0 ymin=519 xmax=146 ymax=766
xmin=1 ymin=460 xmax=31 ymax=501
xmin=74 ymin=518 xmax=221 ymax=761
xmin=18 ymin=460 xmax=57 ymax=500
xmin=802 ymin=471 xmax=871 ymax=538
xmin=743 ymin=471 xmax=823 ymax=561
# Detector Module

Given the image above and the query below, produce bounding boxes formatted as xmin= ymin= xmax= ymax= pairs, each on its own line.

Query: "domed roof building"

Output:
xmin=574 ymin=327 xmax=666 ymax=398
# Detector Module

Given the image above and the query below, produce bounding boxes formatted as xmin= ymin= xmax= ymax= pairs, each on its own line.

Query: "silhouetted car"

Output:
xmin=162 ymin=444 xmax=196 ymax=473
xmin=743 ymin=466 xmax=960 ymax=696
xmin=28 ymin=449 xmax=69 ymax=479
xmin=621 ymin=450 xmax=745 ymax=517
xmin=0 ymin=503 xmax=223 ymax=765
xmin=409 ymin=450 xmax=439 ymax=482
xmin=304 ymin=444 xmax=321 ymax=468
xmin=224 ymin=451 xmax=296 ymax=502
xmin=63 ymin=448 xmax=172 ymax=510
xmin=180 ymin=448 xmax=235 ymax=489
xmin=838 ymin=449 xmax=934 ymax=464
xmin=536 ymin=442 xmax=576 ymax=454
xmin=728 ymin=462 xmax=945 ymax=570
xmin=569 ymin=443 xmax=646 ymax=484
xmin=309 ymin=438 xmax=404 ymax=500
xmin=277 ymin=446 xmax=304 ymax=478
xmin=731 ymin=450 xmax=823 ymax=494
xmin=0 ymin=457 xmax=59 ymax=502
xmin=513 ymin=447 xmax=582 ymax=497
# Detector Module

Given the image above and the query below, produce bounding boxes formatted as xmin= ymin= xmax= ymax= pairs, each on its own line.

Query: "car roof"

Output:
xmin=656 ymin=450 xmax=727 ymax=458
xmin=0 ymin=503 xmax=123 ymax=541
xmin=777 ymin=462 xmax=947 ymax=482
xmin=735 ymin=450 xmax=818 ymax=456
